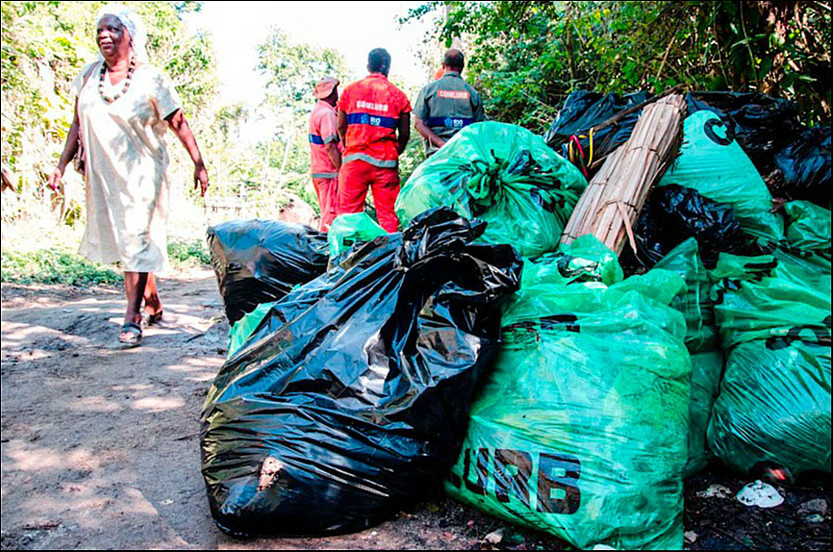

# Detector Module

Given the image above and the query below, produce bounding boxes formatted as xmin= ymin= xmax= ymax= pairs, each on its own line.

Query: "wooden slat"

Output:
xmin=560 ymin=94 xmax=686 ymax=254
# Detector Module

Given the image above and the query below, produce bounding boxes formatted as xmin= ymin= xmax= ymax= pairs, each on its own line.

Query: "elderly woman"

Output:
xmin=48 ymin=4 xmax=209 ymax=347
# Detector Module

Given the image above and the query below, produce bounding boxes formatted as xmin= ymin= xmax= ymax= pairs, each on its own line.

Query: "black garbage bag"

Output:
xmin=201 ymin=208 xmax=522 ymax=537
xmin=206 ymin=220 xmax=329 ymax=324
xmin=633 ymin=185 xmax=761 ymax=269
xmin=544 ymin=90 xmax=650 ymax=172
xmin=773 ymin=125 xmax=832 ymax=206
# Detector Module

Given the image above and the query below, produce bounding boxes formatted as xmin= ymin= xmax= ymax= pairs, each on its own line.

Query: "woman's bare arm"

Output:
xmin=166 ymin=108 xmax=209 ymax=197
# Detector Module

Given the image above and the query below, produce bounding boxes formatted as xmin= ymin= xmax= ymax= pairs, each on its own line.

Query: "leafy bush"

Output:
xmin=167 ymin=239 xmax=211 ymax=267
xmin=1 ymin=249 xmax=122 ymax=286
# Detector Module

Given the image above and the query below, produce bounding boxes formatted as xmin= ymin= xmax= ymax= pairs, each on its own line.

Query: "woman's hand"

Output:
xmin=47 ymin=167 xmax=64 ymax=194
xmin=194 ymin=162 xmax=209 ymax=197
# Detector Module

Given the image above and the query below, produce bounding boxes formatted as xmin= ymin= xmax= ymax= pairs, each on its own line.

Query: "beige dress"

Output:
xmin=72 ymin=61 xmax=181 ymax=273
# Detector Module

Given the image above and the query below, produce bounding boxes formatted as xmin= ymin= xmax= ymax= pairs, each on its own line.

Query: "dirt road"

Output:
xmin=1 ymin=270 xmax=830 ymax=550
xmin=0 ymin=269 xmax=548 ymax=550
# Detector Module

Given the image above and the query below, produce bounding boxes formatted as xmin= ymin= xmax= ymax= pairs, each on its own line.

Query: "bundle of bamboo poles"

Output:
xmin=561 ymin=93 xmax=687 ymax=255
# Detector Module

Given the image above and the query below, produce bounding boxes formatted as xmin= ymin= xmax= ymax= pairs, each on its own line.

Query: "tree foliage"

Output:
xmin=257 ymin=28 xmax=348 ymax=113
xmin=403 ymin=1 xmax=831 ymax=132
xmin=249 ymin=28 xmax=350 ymax=210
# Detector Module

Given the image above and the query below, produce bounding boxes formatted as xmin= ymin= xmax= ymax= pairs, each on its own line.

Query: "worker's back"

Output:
xmin=338 ymin=73 xmax=410 ymax=168
xmin=414 ymin=71 xmax=485 ymax=156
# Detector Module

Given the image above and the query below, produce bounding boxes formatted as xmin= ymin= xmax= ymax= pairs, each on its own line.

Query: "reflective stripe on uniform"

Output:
xmin=310 ymin=133 xmax=339 ymax=145
xmin=346 ymin=112 xmax=398 ymax=129
xmin=425 ymin=116 xmax=474 ymax=130
xmin=343 ymin=153 xmax=398 ymax=168
xmin=311 ymin=172 xmax=339 ymax=179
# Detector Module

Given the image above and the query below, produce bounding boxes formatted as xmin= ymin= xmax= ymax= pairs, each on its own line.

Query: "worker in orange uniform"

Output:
xmin=336 ymin=48 xmax=411 ymax=233
xmin=308 ymin=76 xmax=342 ymax=232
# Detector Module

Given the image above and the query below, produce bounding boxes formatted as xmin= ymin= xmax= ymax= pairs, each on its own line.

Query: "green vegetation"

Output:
xmin=1 ymin=239 xmax=212 ymax=286
xmin=1 ymin=1 xmax=217 ymax=196
xmin=1 ymin=248 xmax=123 ymax=286
xmin=167 ymin=239 xmax=211 ymax=268
xmin=403 ymin=1 xmax=831 ymax=132
xmin=2 ymin=1 xmax=829 ymax=288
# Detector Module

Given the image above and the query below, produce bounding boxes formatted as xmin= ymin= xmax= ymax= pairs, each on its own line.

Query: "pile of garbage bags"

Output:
xmin=554 ymin=90 xmax=830 ymax=485
xmin=202 ymin=209 xmax=521 ymax=536
xmin=549 ymin=89 xmax=831 ymax=208
xmin=202 ymin=100 xmax=829 ymax=549
xmin=447 ymin=236 xmax=690 ymax=550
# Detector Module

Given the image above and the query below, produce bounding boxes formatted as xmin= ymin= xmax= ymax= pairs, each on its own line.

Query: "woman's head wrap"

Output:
xmin=95 ymin=3 xmax=149 ymax=63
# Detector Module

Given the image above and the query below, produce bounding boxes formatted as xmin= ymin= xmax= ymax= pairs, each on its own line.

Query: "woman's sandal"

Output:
xmin=141 ymin=310 xmax=163 ymax=327
xmin=118 ymin=321 xmax=143 ymax=347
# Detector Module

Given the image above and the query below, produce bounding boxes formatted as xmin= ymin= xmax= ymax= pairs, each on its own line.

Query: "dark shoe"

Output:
xmin=118 ymin=322 xmax=143 ymax=347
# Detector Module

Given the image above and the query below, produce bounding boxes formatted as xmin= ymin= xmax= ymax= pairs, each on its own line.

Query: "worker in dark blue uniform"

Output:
xmin=413 ymin=49 xmax=486 ymax=157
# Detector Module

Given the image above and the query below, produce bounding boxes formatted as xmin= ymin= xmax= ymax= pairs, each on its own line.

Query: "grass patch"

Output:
xmin=1 ymin=240 xmax=212 ymax=287
xmin=1 ymin=249 xmax=123 ymax=286
xmin=167 ymin=239 xmax=211 ymax=268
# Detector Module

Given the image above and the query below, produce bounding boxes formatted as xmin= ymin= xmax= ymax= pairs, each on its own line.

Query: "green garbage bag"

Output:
xmin=685 ymin=350 xmax=724 ymax=477
xmin=653 ymin=239 xmax=724 ymax=477
xmin=783 ymin=201 xmax=831 ymax=254
xmin=396 ymin=122 xmax=587 ymax=257
xmin=328 ymin=212 xmax=387 ymax=258
xmin=776 ymin=200 xmax=831 ymax=278
xmin=657 ymin=110 xmax=784 ymax=244
xmin=523 ymin=235 xmax=623 ymax=287
xmin=708 ymin=253 xmax=831 ymax=476
xmin=447 ymin=239 xmax=690 ymax=550
xmin=508 ymin=236 xmax=623 ymax=318
xmin=654 ymin=238 xmax=718 ymax=353
xmin=227 ymin=301 xmax=275 ymax=358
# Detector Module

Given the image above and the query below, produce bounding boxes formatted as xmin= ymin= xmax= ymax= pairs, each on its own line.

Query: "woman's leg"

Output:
xmin=143 ymin=272 xmax=163 ymax=316
xmin=123 ymin=271 xmax=148 ymax=326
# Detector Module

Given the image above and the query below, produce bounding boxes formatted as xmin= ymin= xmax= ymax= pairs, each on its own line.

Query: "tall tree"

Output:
xmin=253 ymin=28 xmax=349 ymax=209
